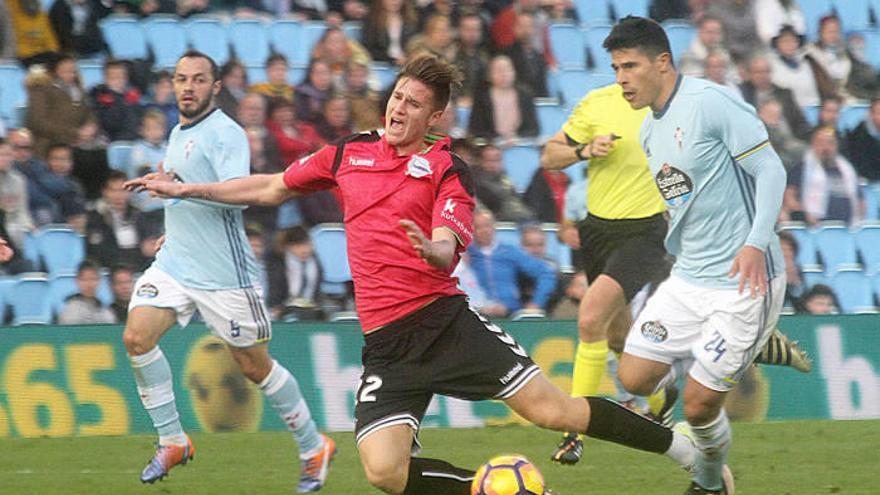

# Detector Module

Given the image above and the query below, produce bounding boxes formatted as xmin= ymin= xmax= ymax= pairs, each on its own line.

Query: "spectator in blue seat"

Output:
xmin=267 ymin=226 xmax=325 ymax=321
xmin=468 ymin=54 xmax=539 ymax=141
xmin=130 ymin=109 xmax=168 ymax=178
xmin=778 ymin=231 xmax=806 ymax=313
xmin=295 ymin=58 xmax=334 ymax=126
xmin=215 ymin=61 xmax=247 ymax=120
xmin=109 ymin=263 xmax=134 ymax=323
xmin=784 ymin=126 xmax=863 ymax=226
xmin=85 ymin=170 xmax=158 ymax=270
xmin=452 ymin=12 xmax=490 ymax=108
xmin=503 ymin=12 xmax=549 ymax=97
xmin=250 ymin=54 xmax=295 ymax=103
xmin=362 ymin=0 xmax=419 ymax=65
xmin=89 ymin=59 xmax=142 ymax=141
xmin=843 ymin=97 xmax=880 ymax=182
xmin=59 ymin=259 xmax=117 ymax=324
xmin=467 ymin=209 xmax=556 ymax=318
xmin=799 ymin=283 xmax=840 ymax=315
xmin=143 ymin=70 xmax=179 ymax=135
xmin=44 ymin=143 xmax=87 ymax=231
xmin=0 ymin=137 xmax=34 ymax=251
xmin=472 ymin=143 xmax=535 ymax=222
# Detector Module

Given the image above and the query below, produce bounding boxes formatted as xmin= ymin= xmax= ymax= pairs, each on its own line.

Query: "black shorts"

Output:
xmin=353 ymin=295 xmax=539 ymax=446
xmin=578 ymin=212 xmax=671 ymax=302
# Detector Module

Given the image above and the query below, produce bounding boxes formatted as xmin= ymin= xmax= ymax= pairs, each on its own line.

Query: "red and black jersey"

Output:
xmin=283 ymin=131 xmax=476 ymax=331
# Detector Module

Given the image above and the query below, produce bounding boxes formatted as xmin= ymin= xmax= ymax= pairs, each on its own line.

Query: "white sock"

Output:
xmin=690 ymin=410 xmax=732 ymax=490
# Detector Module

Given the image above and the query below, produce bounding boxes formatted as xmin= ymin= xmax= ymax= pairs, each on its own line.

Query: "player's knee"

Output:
xmin=578 ymin=312 xmax=606 ymax=341
xmin=683 ymin=399 xmax=719 ymax=426
xmin=362 ymin=458 xmax=408 ymax=494
xmin=122 ymin=326 xmax=154 ymax=356
xmin=617 ymin=367 xmax=655 ymax=397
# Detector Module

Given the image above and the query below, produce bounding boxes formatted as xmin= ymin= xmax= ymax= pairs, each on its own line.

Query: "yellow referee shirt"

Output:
xmin=562 ymin=84 xmax=666 ymax=219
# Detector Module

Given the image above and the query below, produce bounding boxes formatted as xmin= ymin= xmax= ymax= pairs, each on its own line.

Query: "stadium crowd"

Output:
xmin=1 ymin=0 xmax=879 ymax=324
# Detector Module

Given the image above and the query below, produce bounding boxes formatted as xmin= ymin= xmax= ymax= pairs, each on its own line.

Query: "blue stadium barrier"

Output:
xmin=143 ymin=17 xmax=188 ymax=68
xmin=0 ymin=64 xmax=25 ymax=128
xmin=186 ymin=17 xmax=230 ymax=66
xmin=863 ymin=183 xmax=880 ymax=220
xmin=268 ymin=19 xmax=303 ymax=65
xmin=302 ymin=22 xmax=328 ymax=61
xmin=549 ymin=24 xmax=586 ymax=68
xmin=831 ymin=268 xmax=877 ymax=313
xmin=107 ymin=141 xmax=134 ymax=174
xmin=814 ymin=224 xmax=858 ymax=274
xmin=48 ymin=274 xmax=79 ymax=317
xmin=9 ymin=274 xmax=52 ymax=326
xmin=309 ymin=224 xmax=350 ymax=296
xmin=855 ymin=224 xmax=880 ymax=275
xmin=502 ymin=144 xmax=542 ymax=193
xmin=583 ymin=24 xmax=613 ymax=73
xmin=831 ymin=0 xmax=871 ymax=31
xmin=802 ymin=265 xmax=830 ymax=288
xmin=99 ymin=15 xmax=149 ymax=60
xmin=0 ymin=276 xmax=16 ymax=323
xmin=231 ymin=19 xmax=271 ymax=66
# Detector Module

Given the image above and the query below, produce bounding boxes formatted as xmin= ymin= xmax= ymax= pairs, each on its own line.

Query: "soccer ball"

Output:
xmin=471 ymin=455 xmax=545 ymax=495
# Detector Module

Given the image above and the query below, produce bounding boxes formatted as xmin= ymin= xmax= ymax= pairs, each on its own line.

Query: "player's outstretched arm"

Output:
xmin=127 ymin=172 xmax=296 ymax=206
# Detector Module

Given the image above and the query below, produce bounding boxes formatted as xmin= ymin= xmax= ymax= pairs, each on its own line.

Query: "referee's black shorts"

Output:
xmin=353 ymin=295 xmax=539 ymax=448
xmin=578 ymin=212 xmax=671 ymax=302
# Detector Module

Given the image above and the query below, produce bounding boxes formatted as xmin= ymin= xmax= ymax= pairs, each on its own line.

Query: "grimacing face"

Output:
xmin=384 ymin=77 xmax=443 ymax=154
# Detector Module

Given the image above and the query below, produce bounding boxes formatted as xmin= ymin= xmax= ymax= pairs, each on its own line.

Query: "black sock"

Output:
xmin=403 ymin=457 xmax=475 ymax=495
xmin=584 ymin=396 xmax=673 ymax=454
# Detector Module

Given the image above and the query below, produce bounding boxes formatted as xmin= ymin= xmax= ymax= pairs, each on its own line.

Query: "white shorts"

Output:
xmin=129 ymin=266 xmax=272 ymax=347
xmin=624 ymin=273 xmax=785 ymax=392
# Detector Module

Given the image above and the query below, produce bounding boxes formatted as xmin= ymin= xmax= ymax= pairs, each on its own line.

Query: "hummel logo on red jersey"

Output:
xmin=443 ymin=199 xmax=456 ymax=214
xmin=349 ymin=157 xmax=374 ymax=167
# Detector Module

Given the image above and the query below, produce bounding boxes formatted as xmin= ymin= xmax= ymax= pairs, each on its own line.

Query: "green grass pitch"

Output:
xmin=0 ymin=420 xmax=875 ymax=494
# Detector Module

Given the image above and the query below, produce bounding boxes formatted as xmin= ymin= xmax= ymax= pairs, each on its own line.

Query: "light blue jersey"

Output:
xmin=154 ymin=108 xmax=258 ymax=289
xmin=640 ymin=76 xmax=786 ymax=288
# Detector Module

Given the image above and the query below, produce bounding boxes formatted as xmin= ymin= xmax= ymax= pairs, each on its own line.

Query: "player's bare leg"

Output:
xmin=123 ymin=307 xmax=194 ymax=483
xmin=553 ymin=275 xmax=627 ymax=464
xmin=681 ymin=378 xmax=736 ymax=495
xmin=230 ymin=343 xmax=335 ymax=493
xmin=359 ymin=424 xmax=473 ymax=495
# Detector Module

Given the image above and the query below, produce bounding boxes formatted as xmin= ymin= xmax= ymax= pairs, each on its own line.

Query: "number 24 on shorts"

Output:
xmin=703 ymin=330 xmax=727 ymax=362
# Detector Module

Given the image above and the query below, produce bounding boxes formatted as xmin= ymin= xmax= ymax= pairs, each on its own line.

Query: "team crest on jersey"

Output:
xmin=137 ymin=283 xmax=159 ymax=298
xmin=655 ymin=163 xmax=693 ymax=207
xmin=405 ymin=155 xmax=432 ymax=178
xmin=641 ymin=321 xmax=668 ymax=343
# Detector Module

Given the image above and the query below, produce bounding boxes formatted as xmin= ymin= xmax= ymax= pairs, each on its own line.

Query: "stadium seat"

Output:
xmin=814 ymin=224 xmax=858 ymax=273
xmin=781 ymin=223 xmax=818 ymax=266
xmin=370 ymin=63 xmax=398 ymax=90
xmin=542 ymin=224 xmax=574 ymax=271
xmin=573 ymin=0 xmax=613 ymax=25
xmin=231 ymin=19 xmax=271 ymax=66
xmin=802 ymin=105 xmax=820 ymax=127
xmin=456 ymin=105 xmax=471 ymax=130
xmin=99 ymin=15 xmax=149 ymax=60
xmin=309 ymin=224 xmax=350 ymax=296
xmin=302 ymin=22 xmax=328 ymax=58
xmin=855 ymin=225 xmax=880 ymax=274
xmin=535 ymin=100 xmax=567 ymax=141
xmin=48 ymin=274 xmax=80 ymax=317
xmin=268 ymin=19 xmax=303 ymax=65
xmin=342 ymin=21 xmax=362 ymax=42
xmin=0 ymin=276 xmax=16 ymax=324
xmin=246 ymin=65 xmax=266 ymax=84
xmin=583 ymin=24 xmax=613 ymax=72
xmin=662 ymin=21 xmax=697 ymax=61
xmin=557 ymin=69 xmax=614 ymax=108
xmin=97 ymin=270 xmax=113 ymax=307
xmin=36 ymin=228 xmax=85 ymax=276
xmin=143 ymin=17 xmax=188 ymax=68
xmin=0 ymin=64 xmax=26 ymax=128
xmin=288 ymin=65 xmax=307 ymax=85
xmin=831 ymin=268 xmax=877 ymax=313
xmin=853 ymin=28 xmax=880 ymax=70
xmin=838 ymin=105 xmax=869 ymax=133
xmin=502 ymin=144 xmax=542 ymax=193
xmin=494 ymin=223 xmax=520 ymax=247
xmin=802 ymin=265 xmax=830 ymax=288
xmin=107 ymin=141 xmax=134 ymax=174
xmin=549 ymin=24 xmax=586 ymax=68
xmin=609 ymin=0 xmax=649 ymax=19
xmin=831 ymin=0 xmax=871 ymax=31
xmin=862 ymin=183 xmax=880 ymax=220
xmin=186 ymin=17 xmax=230 ymax=66
xmin=78 ymin=62 xmax=104 ymax=90
xmin=9 ymin=274 xmax=52 ymax=325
